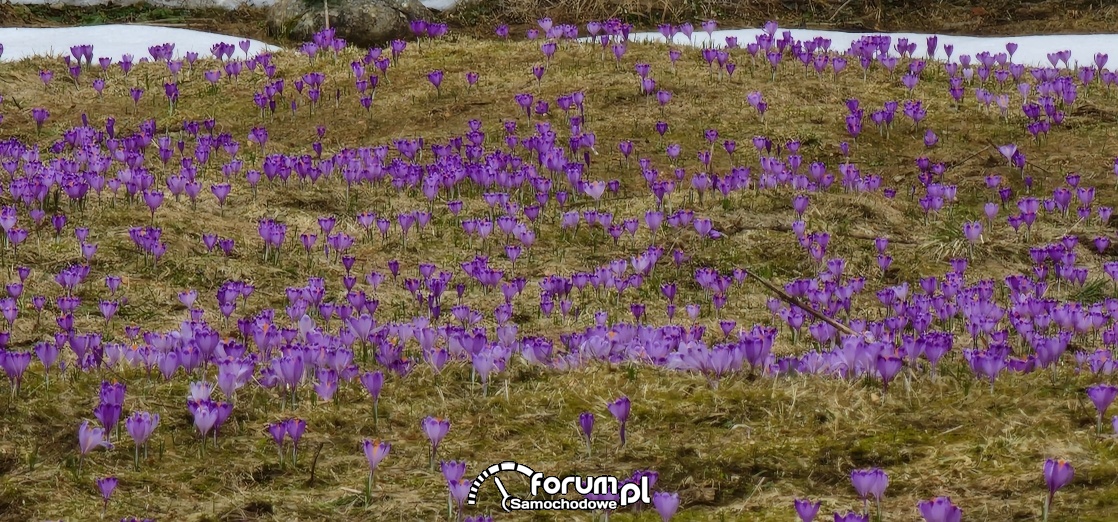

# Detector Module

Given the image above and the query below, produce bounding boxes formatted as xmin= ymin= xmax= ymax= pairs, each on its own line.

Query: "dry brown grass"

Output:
xmin=3 ymin=0 xmax=1118 ymax=45
xmin=457 ymin=0 xmax=1118 ymax=37
xmin=0 ymin=28 xmax=1117 ymax=522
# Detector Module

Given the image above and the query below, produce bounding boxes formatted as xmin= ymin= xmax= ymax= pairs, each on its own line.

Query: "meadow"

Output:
xmin=0 ymin=17 xmax=1117 ymax=522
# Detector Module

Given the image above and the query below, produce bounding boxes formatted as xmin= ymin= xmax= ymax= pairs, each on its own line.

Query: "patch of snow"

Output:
xmin=625 ymin=28 xmax=1118 ymax=68
xmin=6 ymin=0 xmax=273 ymax=7
xmin=419 ymin=0 xmax=459 ymax=11
xmin=5 ymin=0 xmax=459 ymax=8
xmin=0 ymin=25 xmax=278 ymax=62
xmin=3 ymin=23 xmax=1107 ymax=67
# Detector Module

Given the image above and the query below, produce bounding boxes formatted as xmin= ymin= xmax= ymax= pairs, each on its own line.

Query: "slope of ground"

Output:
xmin=0 ymin=12 xmax=1116 ymax=522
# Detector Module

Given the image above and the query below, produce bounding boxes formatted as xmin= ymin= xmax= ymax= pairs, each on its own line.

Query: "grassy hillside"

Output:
xmin=0 ymin=17 xmax=1117 ymax=522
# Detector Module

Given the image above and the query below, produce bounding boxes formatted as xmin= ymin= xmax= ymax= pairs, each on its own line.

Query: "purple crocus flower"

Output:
xmin=286 ymin=417 xmax=307 ymax=464
xmin=439 ymin=460 xmax=468 ymax=516
xmin=96 ymin=476 xmax=118 ymax=513
xmin=77 ymin=420 xmax=113 ymax=473
xmin=794 ymin=498 xmax=821 ymax=522
xmin=1 ymin=350 xmax=31 ymax=395
xmin=30 ymin=107 xmax=49 ymax=134
xmin=1087 ymin=383 xmax=1118 ymax=433
xmin=441 ymin=460 xmax=466 ymax=482
xmin=652 ymin=491 xmax=679 ymax=521
xmin=267 ymin=421 xmax=287 ymax=466
xmin=438 ymin=477 xmax=466 ymax=514
xmin=35 ymin=341 xmax=59 ymax=377
xmin=876 ymin=353 xmax=903 ymax=394
xmin=124 ymin=411 xmax=158 ymax=469
xmin=1044 ymin=458 xmax=1074 ymax=519
xmin=188 ymin=399 xmax=221 ymax=454
xmin=210 ymin=183 xmax=232 ymax=212
xmin=608 ymin=395 xmax=631 ymax=447
xmin=422 ymin=416 xmax=451 ymax=469
xmin=578 ymin=411 xmax=594 ymax=456
xmin=360 ymin=370 xmax=384 ymax=427
xmin=313 ymin=367 xmax=337 ymax=402
xmin=851 ymin=467 xmax=888 ymax=514
xmin=362 ymin=439 xmax=390 ymax=504
xmin=427 ymin=70 xmax=444 ymax=96
xmin=93 ymin=402 xmax=123 ymax=438
xmin=917 ymin=496 xmax=962 ymax=522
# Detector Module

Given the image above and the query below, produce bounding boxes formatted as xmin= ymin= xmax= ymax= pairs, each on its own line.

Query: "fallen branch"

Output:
xmin=985 ymin=140 xmax=1056 ymax=175
xmin=828 ymin=0 xmax=856 ymax=21
xmin=746 ymin=270 xmax=857 ymax=337
xmin=943 ymin=144 xmax=992 ymax=172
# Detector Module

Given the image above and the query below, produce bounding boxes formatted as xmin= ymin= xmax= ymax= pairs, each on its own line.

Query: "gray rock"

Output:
xmin=267 ymin=0 xmax=430 ymax=48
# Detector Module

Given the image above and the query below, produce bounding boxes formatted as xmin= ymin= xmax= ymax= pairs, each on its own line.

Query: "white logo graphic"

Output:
xmin=465 ymin=461 xmax=652 ymax=512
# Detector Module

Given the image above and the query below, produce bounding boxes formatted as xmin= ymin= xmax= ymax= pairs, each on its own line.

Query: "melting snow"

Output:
xmin=419 ymin=0 xmax=459 ymax=10
xmin=625 ymin=28 xmax=1118 ymax=68
xmin=0 ymin=25 xmax=277 ymax=62
xmin=1 ymin=23 xmax=1114 ymax=67
xmin=4 ymin=0 xmax=459 ymax=10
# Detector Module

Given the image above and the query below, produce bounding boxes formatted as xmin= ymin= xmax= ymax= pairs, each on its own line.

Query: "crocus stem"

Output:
xmin=366 ymin=471 xmax=374 ymax=506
